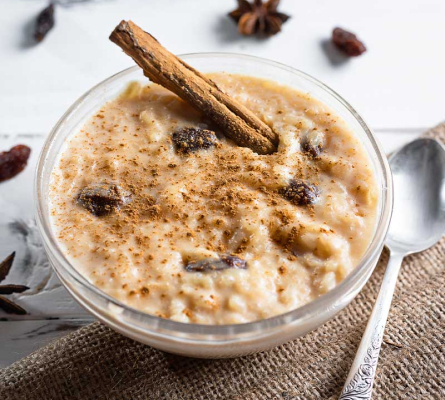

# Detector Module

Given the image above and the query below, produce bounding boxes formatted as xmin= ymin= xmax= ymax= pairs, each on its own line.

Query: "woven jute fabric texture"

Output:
xmin=1 ymin=125 xmax=445 ymax=400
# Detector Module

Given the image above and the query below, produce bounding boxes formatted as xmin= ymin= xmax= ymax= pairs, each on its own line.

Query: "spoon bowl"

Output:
xmin=387 ymin=138 xmax=445 ymax=254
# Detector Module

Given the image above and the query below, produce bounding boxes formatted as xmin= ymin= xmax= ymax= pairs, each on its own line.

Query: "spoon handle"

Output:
xmin=339 ymin=251 xmax=405 ymax=400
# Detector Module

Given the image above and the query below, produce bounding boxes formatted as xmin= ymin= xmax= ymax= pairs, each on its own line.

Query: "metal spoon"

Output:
xmin=339 ymin=138 xmax=445 ymax=399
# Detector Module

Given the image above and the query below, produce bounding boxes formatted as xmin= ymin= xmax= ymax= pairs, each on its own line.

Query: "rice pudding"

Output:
xmin=49 ymin=74 xmax=378 ymax=325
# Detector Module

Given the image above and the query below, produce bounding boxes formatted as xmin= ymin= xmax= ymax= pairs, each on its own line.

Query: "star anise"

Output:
xmin=228 ymin=0 xmax=291 ymax=37
xmin=0 ymin=252 xmax=29 ymax=315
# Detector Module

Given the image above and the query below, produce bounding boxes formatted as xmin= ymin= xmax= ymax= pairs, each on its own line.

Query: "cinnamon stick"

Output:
xmin=110 ymin=21 xmax=278 ymax=154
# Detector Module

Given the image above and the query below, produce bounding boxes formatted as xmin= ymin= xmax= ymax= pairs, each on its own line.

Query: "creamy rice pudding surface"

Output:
xmin=49 ymin=74 xmax=378 ymax=325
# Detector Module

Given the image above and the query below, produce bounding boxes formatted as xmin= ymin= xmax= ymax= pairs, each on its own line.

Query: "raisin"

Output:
xmin=185 ymin=255 xmax=247 ymax=272
xmin=172 ymin=127 xmax=217 ymax=154
xmin=280 ymin=179 xmax=320 ymax=206
xmin=77 ymin=183 xmax=131 ymax=217
xmin=301 ymin=130 xmax=325 ymax=157
xmin=34 ymin=3 xmax=55 ymax=43
xmin=332 ymin=27 xmax=366 ymax=57
xmin=0 ymin=145 xmax=31 ymax=183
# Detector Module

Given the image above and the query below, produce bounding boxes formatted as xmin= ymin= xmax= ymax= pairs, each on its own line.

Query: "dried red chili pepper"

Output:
xmin=0 ymin=145 xmax=31 ymax=183
xmin=34 ymin=3 xmax=55 ymax=42
xmin=332 ymin=27 xmax=366 ymax=57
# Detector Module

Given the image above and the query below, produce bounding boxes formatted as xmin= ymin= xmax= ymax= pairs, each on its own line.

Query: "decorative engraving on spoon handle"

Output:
xmin=339 ymin=329 xmax=381 ymax=400
xmin=339 ymin=252 xmax=404 ymax=400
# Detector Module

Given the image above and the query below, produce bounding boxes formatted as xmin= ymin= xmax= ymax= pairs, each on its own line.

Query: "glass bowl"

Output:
xmin=35 ymin=53 xmax=393 ymax=358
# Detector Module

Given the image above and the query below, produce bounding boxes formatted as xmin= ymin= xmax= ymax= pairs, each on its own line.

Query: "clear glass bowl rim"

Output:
xmin=35 ymin=52 xmax=393 ymax=337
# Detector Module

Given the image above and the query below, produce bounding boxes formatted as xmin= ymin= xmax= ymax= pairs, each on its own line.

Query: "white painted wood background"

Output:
xmin=0 ymin=0 xmax=443 ymax=368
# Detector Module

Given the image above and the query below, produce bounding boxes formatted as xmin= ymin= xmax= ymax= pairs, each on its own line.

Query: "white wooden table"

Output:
xmin=1 ymin=0 xmax=444 ymax=368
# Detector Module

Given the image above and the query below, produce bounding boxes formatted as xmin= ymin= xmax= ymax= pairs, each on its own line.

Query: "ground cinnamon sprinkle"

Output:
xmin=49 ymin=73 xmax=378 ymax=325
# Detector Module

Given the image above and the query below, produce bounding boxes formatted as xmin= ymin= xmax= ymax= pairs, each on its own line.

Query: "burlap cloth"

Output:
xmin=1 ymin=125 xmax=445 ymax=400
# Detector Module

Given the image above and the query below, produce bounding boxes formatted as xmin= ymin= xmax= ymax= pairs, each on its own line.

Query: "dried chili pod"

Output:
xmin=34 ymin=3 xmax=55 ymax=43
xmin=0 ymin=145 xmax=31 ymax=183
xmin=185 ymin=255 xmax=247 ymax=272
